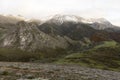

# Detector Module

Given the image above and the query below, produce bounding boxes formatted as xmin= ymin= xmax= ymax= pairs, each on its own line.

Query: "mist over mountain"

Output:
xmin=1 ymin=0 xmax=120 ymax=79
xmin=0 ymin=14 xmax=120 ymax=72
xmin=0 ymin=14 xmax=120 ymax=51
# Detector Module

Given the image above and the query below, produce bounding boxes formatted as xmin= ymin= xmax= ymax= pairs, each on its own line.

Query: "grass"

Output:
xmin=56 ymin=41 xmax=120 ymax=71
xmin=0 ymin=48 xmax=68 ymax=62
xmin=0 ymin=40 xmax=120 ymax=71
xmin=94 ymin=41 xmax=117 ymax=49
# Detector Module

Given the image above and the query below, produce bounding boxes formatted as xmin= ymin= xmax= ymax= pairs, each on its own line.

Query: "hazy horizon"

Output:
xmin=0 ymin=0 xmax=120 ymax=26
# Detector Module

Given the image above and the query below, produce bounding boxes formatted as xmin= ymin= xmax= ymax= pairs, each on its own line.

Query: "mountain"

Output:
xmin=0 ymin=14 xmax=120 ymax=51
xmin=27 ymin=19 xmax=42 ymax=25
xmin=90 ymin=21 xmax=120 ymax=32
xmin=39 ymin=15 xmax=97 ymax=40
xmin=0 ymin=21 xmax=69 ymax=51
xmin=57 ymin=41 xmax=120 ymax=71
xmin=0 ymin=14 xmax=25 ymax=24
xmin=89 ymin=18 xmax=113 ymax=29
xmin=0 ymin=14 xmax=120 ymax=50
xmin=45 ymin=14 xmax=84 ymax=25
xmin=42 ymin=14 xmax=120 ymax=32
xmin=0 ymin=14 xmax=120 ymax=71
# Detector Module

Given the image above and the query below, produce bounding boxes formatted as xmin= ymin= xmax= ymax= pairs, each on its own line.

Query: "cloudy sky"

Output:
xmin=0 ymin=0 xmax=120 ymax=26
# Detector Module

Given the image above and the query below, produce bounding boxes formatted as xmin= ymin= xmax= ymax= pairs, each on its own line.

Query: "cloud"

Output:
xmin=0 ymin=0 xmax=120 ymax=26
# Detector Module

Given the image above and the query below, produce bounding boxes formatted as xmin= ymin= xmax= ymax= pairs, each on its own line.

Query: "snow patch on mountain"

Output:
xmin=41 ymin=14 xmax=111 ymax=26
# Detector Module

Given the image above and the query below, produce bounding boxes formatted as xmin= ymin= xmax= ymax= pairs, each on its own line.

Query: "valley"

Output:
xmin=0 ymin=14 xmax=120 ymax=79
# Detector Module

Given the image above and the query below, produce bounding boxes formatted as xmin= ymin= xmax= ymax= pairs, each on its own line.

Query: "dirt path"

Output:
xmin=0 ymin=62 xmax=119 ymax=80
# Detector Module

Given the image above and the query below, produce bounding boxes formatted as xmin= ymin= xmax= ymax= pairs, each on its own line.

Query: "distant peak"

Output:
xmin=17 ymin=21 xmax=27 ymax=25
xmin=46 ymin=14 xmax=84 ymax=25
xmin=52 ymin=14 xmax=83 ymax=19
xmin=92 ymin=18 xmax=109 ymax=23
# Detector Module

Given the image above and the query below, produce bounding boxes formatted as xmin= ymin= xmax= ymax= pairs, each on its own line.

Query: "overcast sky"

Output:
xmin=0 ymin=0 xmax=120 ymax=26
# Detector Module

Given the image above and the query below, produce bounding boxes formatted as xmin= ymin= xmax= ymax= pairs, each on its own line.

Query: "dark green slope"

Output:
xmin=56 ymin=41 xmax=120 ymax=71
xmin=39 ymin=22 xmax=97 ymax=40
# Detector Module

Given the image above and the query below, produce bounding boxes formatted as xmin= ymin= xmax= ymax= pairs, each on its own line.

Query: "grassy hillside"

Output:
xmin=0 ymin=40 xmax=120 ymax=71
xmin=0 ymin=48 xmax=68 ymax=62
xmin=56 ymin=41 xmax=120 ymax=71
xmin=93 ymin=41 xmax=117 ymax=49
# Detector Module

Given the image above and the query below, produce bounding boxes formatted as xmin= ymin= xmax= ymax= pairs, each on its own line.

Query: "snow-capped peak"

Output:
xmin=42 ymin=14 xmax=111 ymax=25
xmin=80 ymin=18 xmax=110 ymax=24
xmin=45 ymin=14 xmax=84 ymax=25
xmin=89 ymin=18 xmax=109 ymax=23
xmin=52 ymin=14 xmax=82 ymax=22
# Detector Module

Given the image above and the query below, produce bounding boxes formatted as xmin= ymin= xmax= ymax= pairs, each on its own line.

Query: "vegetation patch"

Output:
xmin=56 ymin=41 xmax=120 ymax=71
xmin=0 ymin=48 xmax=68 ymax=62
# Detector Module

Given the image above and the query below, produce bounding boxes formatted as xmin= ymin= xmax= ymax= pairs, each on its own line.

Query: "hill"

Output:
xmin=56 ymin=41 xmax=120 ymax=71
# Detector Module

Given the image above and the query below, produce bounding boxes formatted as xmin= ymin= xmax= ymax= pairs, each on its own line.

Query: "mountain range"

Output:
xmin=0 ymin=14 xmax=120 ymax=51
xmin=0 ymin=14 xmax=120 ymax=69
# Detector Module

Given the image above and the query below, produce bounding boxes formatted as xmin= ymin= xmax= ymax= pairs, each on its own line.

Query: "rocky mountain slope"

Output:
xmin=0 ymin=14 xmax=120 ymax=63
xmin=41 ymin=14 xmax=120 ymax=32
xmin=0 ymin=21 xmax=69 ymax=51
xmin=0 ymin=14 xmax=120 ymax=51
